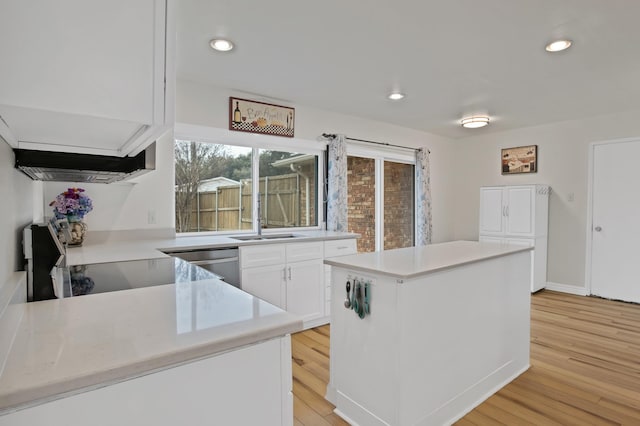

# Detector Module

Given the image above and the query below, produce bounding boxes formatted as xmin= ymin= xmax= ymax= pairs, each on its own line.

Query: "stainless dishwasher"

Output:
xmin=164 ymin=247 xmax=240 ymax=288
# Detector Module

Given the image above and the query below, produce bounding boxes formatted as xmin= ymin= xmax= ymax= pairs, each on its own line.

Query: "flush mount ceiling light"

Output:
xmin=209 ymin=38 xmax=234 ymax=52
xmin=388 ymin=92 xmax=405 ymax=100
xmin=545 ymin=39 xmax=572 ymax=52
xmin=461 ymin=116 xmax=490 ymax=129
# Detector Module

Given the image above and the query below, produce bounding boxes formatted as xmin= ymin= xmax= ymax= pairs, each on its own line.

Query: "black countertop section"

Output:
xmin=66 ymin=257 xmax=219 ymax=297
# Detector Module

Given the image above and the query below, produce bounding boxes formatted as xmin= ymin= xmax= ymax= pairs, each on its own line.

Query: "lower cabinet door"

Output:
xmin=241 ymin=264 xmax=286 ymax=309
xmin=286 ymin=259 xmax=324 ymax=323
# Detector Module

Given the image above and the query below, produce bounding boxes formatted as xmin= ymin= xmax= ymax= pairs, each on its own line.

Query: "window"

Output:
xmin=384 ymin=161 xmax=414 ymax=249
xmin=174 ymin=135 xmax=321 ymax=234
xmin=344 ymin=146 xmax=415 ymax=252
xmin=174 ymin=126 xmax=414 ymax=241
xmin=259 ymin=150 xmax=318 ymax=229
xmin=174 ymin=140 xmax=252 ymax=233
xmin=347 ymin=156 xmax=376 ymax=253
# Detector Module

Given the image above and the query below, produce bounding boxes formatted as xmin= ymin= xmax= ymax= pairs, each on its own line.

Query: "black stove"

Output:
xmin=64 ymin=257 xmax=220 ymax=298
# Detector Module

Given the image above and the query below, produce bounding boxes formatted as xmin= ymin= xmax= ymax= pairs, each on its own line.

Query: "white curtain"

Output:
xmin=326 ymin=135 xmax=348 ymax=232
xmin=415 ymin=147 xmax=432 ymax=245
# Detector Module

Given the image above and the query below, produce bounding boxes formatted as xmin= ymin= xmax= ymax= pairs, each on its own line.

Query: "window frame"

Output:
xmin=174 ymin=123 xmax=325 ymax=236
xmin=345 ymin=142 xmax=416 ymax=251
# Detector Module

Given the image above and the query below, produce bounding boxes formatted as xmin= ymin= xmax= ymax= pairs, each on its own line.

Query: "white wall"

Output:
xmin=35 ymin=76 xmax=456 ymax=243
xmin=452 ymin=109 xmax=640 ymax=289
xmin=177 ymin=80 xmax=456 ymax=243
xmin=43 ymin=132 xmax=175 ymax=233
xmin=0 ymin=139 xmax=34 ymax=287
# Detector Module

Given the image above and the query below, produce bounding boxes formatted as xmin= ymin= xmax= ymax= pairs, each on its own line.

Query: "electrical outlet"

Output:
xmin=567 ymin=192 xmax=574 ymax=202
xmin=147 ymin=209 xmax=156 ymax=224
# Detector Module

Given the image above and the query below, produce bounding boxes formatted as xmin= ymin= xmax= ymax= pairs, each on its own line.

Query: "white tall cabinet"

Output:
xmin=479 ymin=185 xmax=550 ymax=292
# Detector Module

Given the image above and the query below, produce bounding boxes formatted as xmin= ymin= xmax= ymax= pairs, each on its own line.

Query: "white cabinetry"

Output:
xmin=241 ymin=262 xmax=287 ymax=309
xmin=323 ymin=239 xmax=358 ymax=317
xmin=479 ymin=185 xmax=549 ymax=292
xmin=240 ymin=238 xmax=357 ymax=329
xmin=0 ymin=336 xmax=293 ymax=426
xmin=0 ymin=0 xmax=174 ymax=156
xmin=240 ymin=242 xmax=324 ymax=327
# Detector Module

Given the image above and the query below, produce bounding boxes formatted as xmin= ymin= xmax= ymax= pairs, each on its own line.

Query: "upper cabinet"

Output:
xmin=0 ymin=0 xmax=175 ymax=156
xmin=479 ymin=185 xmax=549 ymax=238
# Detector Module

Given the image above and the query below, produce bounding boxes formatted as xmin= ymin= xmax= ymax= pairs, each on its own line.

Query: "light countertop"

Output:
xmin=66 ymin=230 xmax=358 ymax=265
xmin=0 ymin=230 xmax=356 ymax=413
xmin=324 ymin=240 xmax=533 ymax=279
xmin=0 ymin=275 xmax=302 ymax=414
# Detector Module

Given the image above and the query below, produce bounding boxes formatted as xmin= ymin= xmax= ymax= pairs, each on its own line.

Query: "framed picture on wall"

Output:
xmin=501 ymin=145 xmax=537 ymax=174
xmin=229 ymin=97 xmax=295 ymax=137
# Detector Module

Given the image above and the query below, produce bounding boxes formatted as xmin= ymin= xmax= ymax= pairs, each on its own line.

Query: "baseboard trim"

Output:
xmin=325 ymin=383 xmax=336 ymax=405
xmin=545 ymin=282 xmax=588 ymax=296
xmin=333 ymin=360 xmax=529 ymax=426
xmin=442 ymin=363 xmax=530 ymax=426
xmin=335 ymin=391 xmax=389 ymax=426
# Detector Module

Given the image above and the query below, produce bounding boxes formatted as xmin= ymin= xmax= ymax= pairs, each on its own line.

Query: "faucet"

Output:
xmin=257 ymin=193 xmax=262 ymax=236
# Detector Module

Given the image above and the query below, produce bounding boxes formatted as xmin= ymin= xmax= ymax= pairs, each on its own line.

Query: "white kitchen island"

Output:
xmin=324 ymin=240 xmax=533 ymax=426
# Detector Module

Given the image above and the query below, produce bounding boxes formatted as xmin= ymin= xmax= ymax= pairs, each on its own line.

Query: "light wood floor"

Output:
xmin=291 ymin=290 xmax=640 ymax=425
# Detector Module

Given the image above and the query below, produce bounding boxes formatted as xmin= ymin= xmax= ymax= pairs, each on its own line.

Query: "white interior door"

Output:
xmin=591 ymin=140 xmax=640 ymax=302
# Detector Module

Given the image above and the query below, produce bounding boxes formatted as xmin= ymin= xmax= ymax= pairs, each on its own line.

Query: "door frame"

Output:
xmin=584 ymin=136 xmax=640 ymax=296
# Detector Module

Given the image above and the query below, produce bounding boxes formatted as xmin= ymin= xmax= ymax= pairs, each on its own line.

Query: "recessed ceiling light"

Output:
xmin=461 ymin=116 xmax=490 ymax=129
xmin=545 ymin=39 xmax=572 ymax=52
xmin=388 ymin=92 xmax=405 ymax=100
xmin=209 ymin=38 xmax=234 ymax=52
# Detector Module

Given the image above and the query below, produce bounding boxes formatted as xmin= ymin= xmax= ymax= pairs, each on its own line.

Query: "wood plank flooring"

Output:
xmin=291 ymin=290 xmax=640 ymax=425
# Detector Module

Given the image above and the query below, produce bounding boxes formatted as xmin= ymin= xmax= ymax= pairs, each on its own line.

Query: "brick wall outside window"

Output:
xmin=347 ymin=156 xmax=376 ymax=253
xmin=384 ymin=162 xmax=414 ymax=250
xmin=346 ymin=157 xmax=415 ymax=253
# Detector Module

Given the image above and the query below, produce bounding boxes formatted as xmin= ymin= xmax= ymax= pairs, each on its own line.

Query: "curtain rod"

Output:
xmin=321 ymin=133 xmax=429 ymax=154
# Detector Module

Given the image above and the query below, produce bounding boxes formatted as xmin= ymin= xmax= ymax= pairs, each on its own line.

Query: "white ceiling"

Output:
xmin=176 ymin=0 xmax=640 ymax=139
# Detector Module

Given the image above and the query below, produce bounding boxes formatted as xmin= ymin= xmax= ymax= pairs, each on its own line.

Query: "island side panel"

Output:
xmin=397 ymin=250 xmax=531 ymax=425
xmin=329 ymin=269 xmax=400 ymax=426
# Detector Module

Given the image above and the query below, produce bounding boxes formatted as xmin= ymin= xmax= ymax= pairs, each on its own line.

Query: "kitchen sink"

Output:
xmin=230 ymin=233 xmax=301 ymax=241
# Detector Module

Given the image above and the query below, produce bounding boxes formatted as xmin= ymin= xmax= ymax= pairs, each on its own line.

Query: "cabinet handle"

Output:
xmin=502 ymin=206 xmax=506 ymax=216
xmin=288 ymin=266 xmax=292 ymax=280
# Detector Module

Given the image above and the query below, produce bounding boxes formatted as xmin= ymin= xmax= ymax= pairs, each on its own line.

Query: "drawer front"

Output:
xmin=479 ymin=236 xmax=534 ymax=247
xmin=285 ymin=241 xmax=324 ymax=263
xmin=505 ymin=238 xmax=535 ymax=247
xmin=324 ymin=239 xmax=357 ymax=258
xmin=240 ymin=244 xmax=286 ymax=268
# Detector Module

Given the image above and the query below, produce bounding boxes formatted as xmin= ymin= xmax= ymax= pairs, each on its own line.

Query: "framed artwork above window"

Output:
xmin=229 ymin=97 xmax=295 ymax=138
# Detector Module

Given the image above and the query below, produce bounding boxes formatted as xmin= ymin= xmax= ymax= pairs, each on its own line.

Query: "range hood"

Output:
xmin=14 ymin=143 xmax=156 ymax=184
